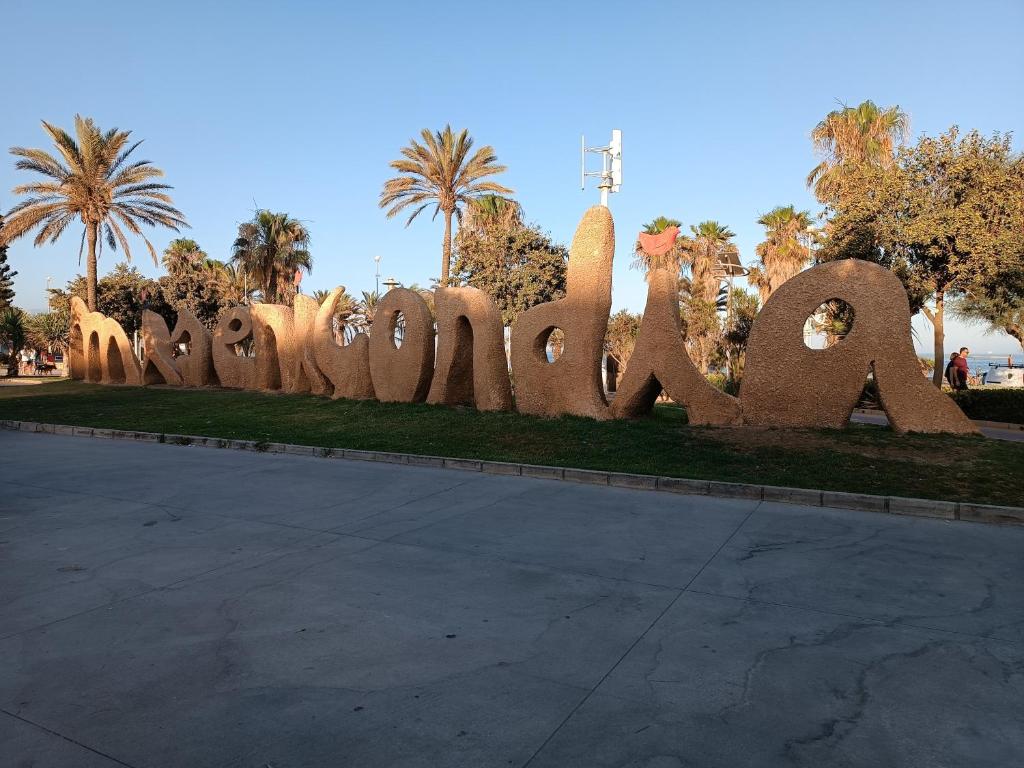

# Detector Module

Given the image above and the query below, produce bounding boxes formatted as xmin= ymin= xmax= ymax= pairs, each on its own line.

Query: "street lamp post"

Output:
xmin=374 ymin=255 xmax=381 ymax=295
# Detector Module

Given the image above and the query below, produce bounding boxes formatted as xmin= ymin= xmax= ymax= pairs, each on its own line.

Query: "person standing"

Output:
xmin=944 ymin=352 xmax=960 ymax=389
xmin=953 ymin=347 xmax=970 ymax=390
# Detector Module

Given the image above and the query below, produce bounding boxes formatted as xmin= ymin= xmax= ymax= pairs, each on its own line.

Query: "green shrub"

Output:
xmin=952 ymin=388 xmax=1024 ymax=424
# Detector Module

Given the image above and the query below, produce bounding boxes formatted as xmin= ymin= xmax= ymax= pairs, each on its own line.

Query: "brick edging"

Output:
xmin=4 ymin=419 xmax=1021 ymax=526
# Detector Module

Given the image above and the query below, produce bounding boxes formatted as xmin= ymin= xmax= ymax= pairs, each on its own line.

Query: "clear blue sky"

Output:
xmin=3 ymin=0 xmax=1022 ymax=353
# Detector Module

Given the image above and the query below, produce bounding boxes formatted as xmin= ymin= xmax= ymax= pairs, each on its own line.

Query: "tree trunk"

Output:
xmin=928 ymin=291 xmax=945 ymax=388
xmin=86 ymin=222 xmax=99 ymax=312
xmin=1005 ymin=324 xmax=1023 ymax=357
xmin=441 ymin=209 xmax=453 ymax=287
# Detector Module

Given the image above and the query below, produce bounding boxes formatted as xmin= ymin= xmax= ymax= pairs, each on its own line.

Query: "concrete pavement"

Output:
xmin=851 ymin=410 xmax=1024 ymax=441
xmin=1 ymin=431 xmax=1022 ymax=768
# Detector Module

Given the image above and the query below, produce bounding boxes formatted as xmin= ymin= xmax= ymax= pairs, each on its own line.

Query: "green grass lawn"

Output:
xmin=2 ymin=379 xmax=1022 ymax=506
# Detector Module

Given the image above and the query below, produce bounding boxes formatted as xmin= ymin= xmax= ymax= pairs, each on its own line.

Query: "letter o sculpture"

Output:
xmin=740 ymin=260 xmax=977 ymax=434
xmin=368 ymin=288 xmax=435 ymax=403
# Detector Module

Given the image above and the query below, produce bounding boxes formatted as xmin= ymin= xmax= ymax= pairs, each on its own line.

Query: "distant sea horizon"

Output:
xmin=917 ymin=351 xmax=1022 ymax=374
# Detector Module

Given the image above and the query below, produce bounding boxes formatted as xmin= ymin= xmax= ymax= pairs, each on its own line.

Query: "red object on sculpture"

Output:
xmin=637 ymin=226 xmax=680 ymax=257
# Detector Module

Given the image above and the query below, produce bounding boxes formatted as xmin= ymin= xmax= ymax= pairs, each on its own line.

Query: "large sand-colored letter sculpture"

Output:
xmin=312 ymin=287 xmax=374 ymax=400
xmin=251 ymin=303 xmax=329 ymax=394
xmin=293 ymin=295 xmax=332 ymax=396
xmin=368 ymin=287 xmax=435 ymax=403
xmin=613 ymin=267 xmax=742 ymax=425
xmin=427 ymin=287 xmax=513 ymax=411
xmin=511 ymin=206 xmax=614 ymax=419
xmin=69 ymin=297 xmax=143 ymax=385
xmin=63 ymin=207 xmax=978 ymax=436
xmin=170 ymin=311 xmax=218 ymax=387
xmin=740 ymin=260 xmax=978 ymax=434
xmin=212 ymin=307 xmax=256 ymax=390
xmin=141 ymin=310 xmax=184 ymax=386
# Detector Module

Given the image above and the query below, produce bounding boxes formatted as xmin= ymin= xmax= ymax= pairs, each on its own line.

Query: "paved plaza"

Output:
xmin=1 ymin=431 xmax=1022 ymax=767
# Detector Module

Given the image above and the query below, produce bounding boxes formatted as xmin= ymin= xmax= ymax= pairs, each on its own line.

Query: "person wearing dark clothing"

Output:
xmin=953 ymin=347 xmax=971 ymax=390
xmin=944 ymin=352 xmax=960 ymax=389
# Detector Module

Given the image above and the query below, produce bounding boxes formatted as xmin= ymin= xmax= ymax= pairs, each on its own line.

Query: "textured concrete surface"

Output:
xmin=1 ymin=432 xmax=1021 ymax=768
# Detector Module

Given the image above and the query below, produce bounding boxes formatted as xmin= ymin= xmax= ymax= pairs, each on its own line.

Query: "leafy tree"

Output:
xmin=158 ymin=239 xmax=232 ymax=329
xmin=604 ymin=309 xmax=641 ymax=389
xmin=683 ymin=297 xmax=722 ymax=376
xmin=748 ymin=206 xmax=816 ymax=302
xmin=722 ymin=288 xmax=759 ymax=381
xmin=807 ymin=100 xmax=909 ymax=204
xmin=453 ymin=217 xmax=567 ymax=327
xmin=1 ymin=115 xmax=186 ymax=311
xmin=54 ymin=263 xmax=170 ymax=336
xmin=818 ymin=127 xmax=1024 ymax=385
xmin=0 ymin=307 xmax=27 ymax=375
xmin=231 ymin=210 xmax=312 ymax=305
xmin=954 ymin=295 xmax=1024 ymax=355
xmin=0 ymin=216 xmax=16 ymax=308
xmin=380 ymin=125 xmax=513 ymax=286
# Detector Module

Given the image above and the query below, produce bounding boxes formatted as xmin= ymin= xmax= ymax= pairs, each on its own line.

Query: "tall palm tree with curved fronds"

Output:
xmin=1 ymin=115 xmax=187 ymax=311
xmin=748 ymin=206 xmax=816 ymax=302
xmin=231 ymin=210 xmax=312 ymax=304
xmin=807 ymin=100 xmax=909 ymax=204
xmin=686 ymin=221 xmax=738 ymax=303
xmin=380 ymin=125 xmax=513 ymax=287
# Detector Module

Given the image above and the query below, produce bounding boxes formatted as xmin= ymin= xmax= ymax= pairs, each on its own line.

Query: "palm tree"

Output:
xmin=28 ymin=311 xmax=69 ymax=355
xmin=460 ymin=194 xmax=523 ymax=235
xmin=748 ymin=206 xmax=816 ymax=302
xmin=379 ymin=125 xmax=513 ymax=287
xmin=202 ymin=260 xmax=251 ymax=306
xmin=231 ymin=210 xmax=312 ymax=304
xmin=807 ymin=100 xmax=909 ymax=204
xmin=311 ymin=287 xmax=359 ymax=344
xmin=357 ymin=290 xmax=381 ymax=332
xmin=1 ymin=115 xmax=187 ymax=311
xmin=162 ymin=238 xmax=207 ymax=273
xmin=1 ymin=307 xmax=27 ymax=376
xmin=686 ymin=221 xmax=738 ymax=303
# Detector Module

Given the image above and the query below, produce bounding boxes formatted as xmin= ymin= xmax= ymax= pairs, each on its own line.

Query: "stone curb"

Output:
xmin=4 ymin=419 xmax=1022 ymax=527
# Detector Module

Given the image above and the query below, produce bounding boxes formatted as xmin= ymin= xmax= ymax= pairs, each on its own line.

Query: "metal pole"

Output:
xmin=725 ymin=274 xmax=735 ymax=380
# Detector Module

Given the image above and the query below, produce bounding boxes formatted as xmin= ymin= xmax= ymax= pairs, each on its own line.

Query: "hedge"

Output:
xmin=952 ymin=388 xmax=1024 ymax=425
